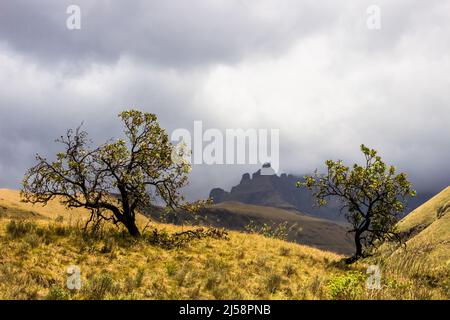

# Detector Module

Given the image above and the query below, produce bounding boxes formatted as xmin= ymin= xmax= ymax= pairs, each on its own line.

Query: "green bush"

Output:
xmin=46 ymin=286 xmax=70 ymax=300
xmin=327 ymin=271 xmax=365 ymax=300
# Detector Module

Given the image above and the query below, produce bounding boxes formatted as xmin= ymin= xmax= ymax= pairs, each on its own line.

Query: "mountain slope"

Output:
xmin=0 ymin=191 xmax=342 ymax=300
xmin=210 ymin=167 xmax=345 ymax=221
xmin=143 ymin=201 xmax=354 ymax=255
xmin=0 ymin=188 xmax=87 ymax=220
xmin=0 ymin=189 xmax=353 ymax=254
xmin=206 ymin=202 xmax=354 ymax=254
xmin=0 ymin=188 xmax=447 ymax=300
xmin=209 ymin=165 xmax=433 ymax=222
xmin=394 ymin=186 xmax=450 ymax=264
xmin=397 ymin=186 xmax=450 ymax=235
xmin=374 ymin=186 xmax=450 ymax=295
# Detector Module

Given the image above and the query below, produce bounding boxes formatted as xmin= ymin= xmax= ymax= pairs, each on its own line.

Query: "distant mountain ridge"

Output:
xmin=209 ymin=164 xmax=345 ymax=221
xmin=142 ymin=200 xmax=355 ymax=254
xmin=209 ymin=164 xmax=433 ymax=222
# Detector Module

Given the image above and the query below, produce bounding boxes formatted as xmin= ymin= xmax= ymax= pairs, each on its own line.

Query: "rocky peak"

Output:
xmin=208 ymin=164 xmax=346 ymax=221
xmin=240 ymin=173 xmax=251 ymax=184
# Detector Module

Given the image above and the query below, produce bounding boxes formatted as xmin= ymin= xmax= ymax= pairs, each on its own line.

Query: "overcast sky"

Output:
xmin=0 ymin=0 xmax=449 ymax=200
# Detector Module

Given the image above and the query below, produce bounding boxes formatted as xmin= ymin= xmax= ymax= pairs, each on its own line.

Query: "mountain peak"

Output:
xmin=208 ymin=166 xmax=433 ymax=222
xmin=240 ymin=173 xmax=251 ymax=184
xmin=209 ymin=165 xmax=345 ymax=221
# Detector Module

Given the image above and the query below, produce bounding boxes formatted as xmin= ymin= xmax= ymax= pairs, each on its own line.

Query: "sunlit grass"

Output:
xmin=0 ymin=189 xmax=448 ymax=300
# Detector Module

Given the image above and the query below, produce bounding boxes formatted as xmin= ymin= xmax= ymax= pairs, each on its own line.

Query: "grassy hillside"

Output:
xmin=204 ymin=201 xmax=354 ymax=254
xmin=391 ymin=186 xmax=449 ymax=266
xmin=397 ymin=186 xmax=450 ymax=233
xmin=0 ymin=189 xmax=448 ymax=300
xmin=210 ymin=171 xmax=348 ymax=221
xmin=398 ymin=187 xmax=450 ymax=264
xmin=370 ymin=187 xmax=450 ymax=296
xmin=0 ymin=189 xmax=87 ymax=220
xmin=145 ymin=200 xmax=354 ymax=254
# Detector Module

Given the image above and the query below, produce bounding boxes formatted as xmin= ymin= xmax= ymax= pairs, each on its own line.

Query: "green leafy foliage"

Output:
xmin=21 ymin=109 xmax=205 ymax=236
xmin=327 ymin=271 xmax=365 ymax=300
xmin=298 ymin=145 xmax=416 ymax=261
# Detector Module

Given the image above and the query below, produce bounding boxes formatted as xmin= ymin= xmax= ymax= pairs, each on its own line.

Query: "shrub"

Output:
xmin=46 ymin=286 xmax=70 ymax=300
xmin=144 ymin=227 xmax=228 ymax=249
xmin=244 ymin=221 xmax=295 ymax=241
xmin=6 ymin=220 xmax=37 ymax=238
xmin=283 ymin=264 xmax=297 ymax=277
xmin=266 ymin=274 xmax=283 ymax=294
xmin=279 ymin=247 xmax=291 ymax=256
xmin=85 ymin=274 xmax=119 ymax=300
xmin=165 ymin=262 xmax=177 ymax=277
xmin=24 ymin=233 xmax=41 ymax=248
xmin=327 ymin=271 xmax=365 ymax=300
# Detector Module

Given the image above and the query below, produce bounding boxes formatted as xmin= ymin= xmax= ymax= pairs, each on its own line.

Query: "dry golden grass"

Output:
xmin=208 ymin=201 xmax=355 ymax=254
xmin=397 ymin=186 xmax=450 ymax=233
xmin=0 ymin=189 xmax=448 ymax=300
xmin=371 ymin=187 xmax=450 ymax=298
xmin=0 ymin=188 xmax=88 ymax=220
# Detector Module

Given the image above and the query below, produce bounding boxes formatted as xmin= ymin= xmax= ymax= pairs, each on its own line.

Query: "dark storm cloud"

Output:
xmin=0 ymin=0 xmax=449 ymax=201
xmin=0 ymin=55 xmax=204 ymax=189
xmin=0 ymin=0 xmax=343 ymax=68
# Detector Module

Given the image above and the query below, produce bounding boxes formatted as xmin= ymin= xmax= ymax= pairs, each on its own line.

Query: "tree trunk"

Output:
xmin=122 ymin=212 xmax=141 ymax=237
xmin=117 ymin=185 xmax=141 ymax=237
xmin=124 ymin=220 xmax=141 ymax=237
xmin=354 ymin=230 xmax=363 ymax=257
xmin=347 ymin=215 xmax=371 ymax=264
xmin=345 ymin=231 xmax=363 ymax=264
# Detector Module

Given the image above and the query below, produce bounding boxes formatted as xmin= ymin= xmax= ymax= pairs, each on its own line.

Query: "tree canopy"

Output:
xmin=22 ymin=110 xmax=198 ymax=236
